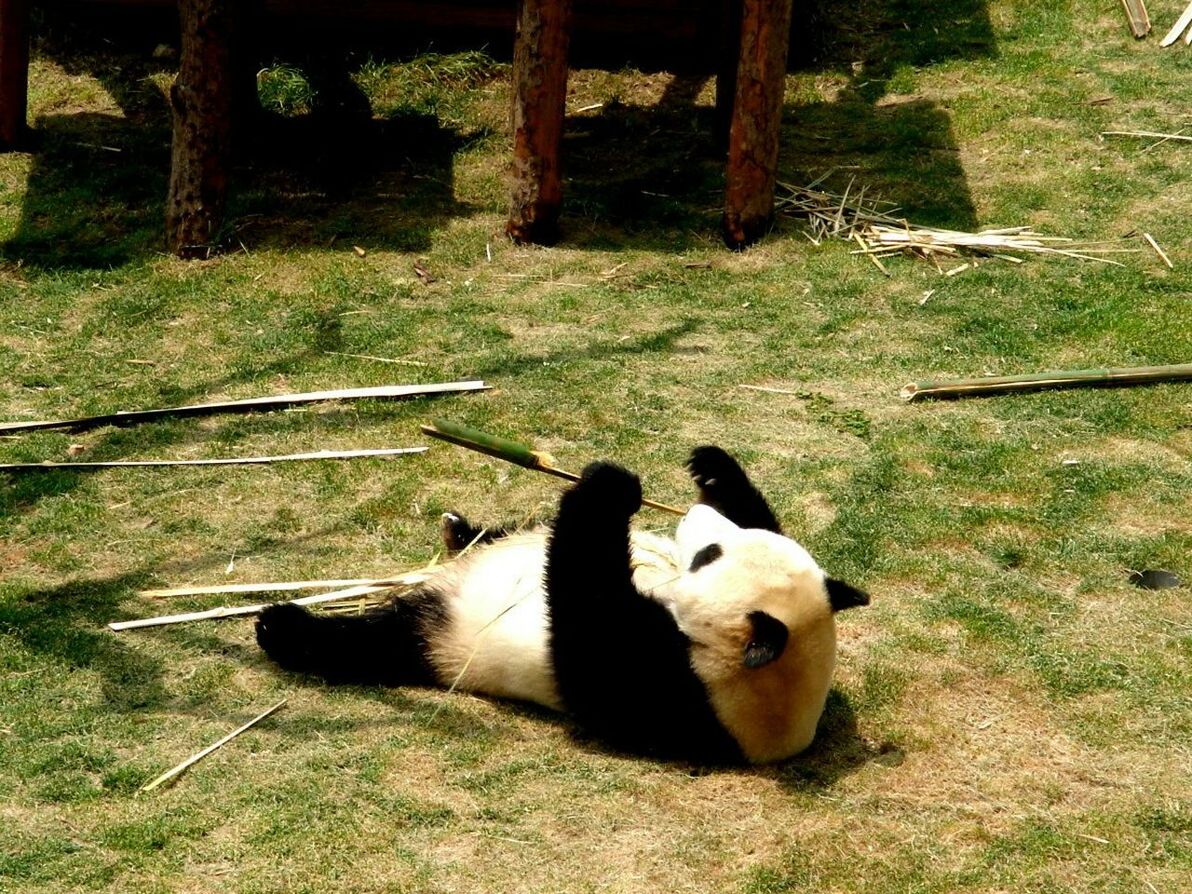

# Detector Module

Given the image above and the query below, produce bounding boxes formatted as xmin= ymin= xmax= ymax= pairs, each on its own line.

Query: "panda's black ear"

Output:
xmin=743 ymin=611 xmax=789 ymax=669
xmin=826 ymin=578 xmax=870 ymax=612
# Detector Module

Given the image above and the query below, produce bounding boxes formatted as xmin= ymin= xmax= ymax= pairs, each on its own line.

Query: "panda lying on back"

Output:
xmin=256 ymin=447 xmax=868 ymax=764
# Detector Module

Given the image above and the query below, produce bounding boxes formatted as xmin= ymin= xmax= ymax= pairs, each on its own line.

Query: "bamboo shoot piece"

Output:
xmin=421 ymin=419 xmax=685 ymax=516
xmin=0 ymin=447 xmax=426 ymax=471
xmin=0 ymin=382 xmax=489 ymax=435
xmin=902 ymin=364 xmax=1192 ymax=402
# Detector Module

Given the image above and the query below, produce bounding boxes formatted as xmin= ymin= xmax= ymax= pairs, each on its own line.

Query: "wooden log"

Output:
xmin=722 ymin=0 xmax=794 ymax=250
xmin=507 ymin=0 xmax=573 ymax=246
xmin=0 ymin=0 xmax=30 ymax=149
xmin=166 ymin=0 xmax=239 ymax=259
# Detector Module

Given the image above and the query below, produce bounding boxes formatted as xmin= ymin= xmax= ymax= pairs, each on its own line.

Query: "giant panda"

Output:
xmin=255 ymin=446 xmax=869 ymax=764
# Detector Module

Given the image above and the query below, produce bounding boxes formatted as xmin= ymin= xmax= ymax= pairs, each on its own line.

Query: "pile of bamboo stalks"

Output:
xmin=774 ymin=179 xmax=1142 ymax=274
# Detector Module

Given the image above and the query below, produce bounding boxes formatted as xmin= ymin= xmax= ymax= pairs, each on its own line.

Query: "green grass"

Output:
xmin=1 ymin=2 xmax=1190 ymax=892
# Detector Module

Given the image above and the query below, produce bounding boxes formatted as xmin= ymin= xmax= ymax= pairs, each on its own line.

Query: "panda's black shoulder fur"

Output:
xmin=544 ymin=461 xmax=743 ymax=764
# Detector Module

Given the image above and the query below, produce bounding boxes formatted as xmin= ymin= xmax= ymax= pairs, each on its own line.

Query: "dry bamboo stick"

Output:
xmin=139 ymin=699 xmax=287 ymax=793
xmin=0 ymin=447 xmax=426 ymax=471
xmin=1160 ymin=1 xmax=1192 ymax=46
xmin=1102 ymin=130 xmax=1192 ymax=143
xmin=739 ymin=384 xmax=807 ymax=396
xmin=138 ymin=579 xmax=385 ymax=598
xmin=324 ymin=352 xmax=429 ymax=367
xmin=109 ymin=575 xmax=432 ymax=631
xmin=1143 ymin=233 xmax=1174 ymax=268
xmin=0 ymin=382 xmax=489 ymax=435
xmin=902 ymin=364 xmax=1192 ymax=402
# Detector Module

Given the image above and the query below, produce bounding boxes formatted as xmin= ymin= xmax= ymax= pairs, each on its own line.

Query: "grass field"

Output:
xmin=1 ymin=1 xmax=1190 ymax=892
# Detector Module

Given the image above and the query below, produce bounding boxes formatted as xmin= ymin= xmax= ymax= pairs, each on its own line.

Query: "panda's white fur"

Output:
xmin=257 ymin=448 xmax=867 ymax=765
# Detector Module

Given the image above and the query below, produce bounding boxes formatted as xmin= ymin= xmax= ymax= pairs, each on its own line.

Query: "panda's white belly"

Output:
xmin=426 ymin=529 xmax=685 ymax=713
xmin=430 ymin=535 xmax=562 ymax=710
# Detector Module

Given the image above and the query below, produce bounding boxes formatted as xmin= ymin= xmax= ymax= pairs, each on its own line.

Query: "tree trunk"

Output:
xmin=166 ymin=0 xmax=237 ymax=259
xmin=507 ymin=0 xmax=573 ymax=245
xmin=722 ymin=0 xmax=793 ymax=250
xmin=0 ymin=0 xmax=30 ymax=150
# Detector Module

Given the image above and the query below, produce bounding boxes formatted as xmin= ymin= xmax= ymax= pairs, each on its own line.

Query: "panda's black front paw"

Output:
xmin=574 ymin=461 xmax=643 ymax=517
xmin=687 ymin=446 xmax=749 ymax=498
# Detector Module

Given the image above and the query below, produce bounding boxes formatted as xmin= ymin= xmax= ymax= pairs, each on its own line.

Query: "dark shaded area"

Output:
xmin=767 ymin=688 xmax=894 ymax=789
xmin=0 ymin=573 xmax=166 ymax=710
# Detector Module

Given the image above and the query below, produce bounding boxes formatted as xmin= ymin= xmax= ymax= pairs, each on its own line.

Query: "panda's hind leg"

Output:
xmin=256 ymin=589 xmax=447 ymax=686
xmin=440 ymin=512 xmax=518 ymax=553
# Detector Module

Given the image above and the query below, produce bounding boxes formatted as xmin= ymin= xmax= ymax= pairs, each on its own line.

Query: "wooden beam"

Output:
xmin=722 ymin=0 xmax=794 ymax=250
xmin=0 ymin=0 xmax=30 ymax=149
xmin=507 ymin=0 xmax=573 ymax=245
xmin=166 ymin=0 xmax=238 ymax=259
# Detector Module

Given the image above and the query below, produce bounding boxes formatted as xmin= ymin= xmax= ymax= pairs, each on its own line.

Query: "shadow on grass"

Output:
xmin=0 ymin=572 xmax=167 ymax=710
xmin=764 ymin=688 xmax=889 ymax=790
xmin=5 ymin=0 xmax=995 ymax=261
xmin=4 ymin=12 xmax=475 ymax=268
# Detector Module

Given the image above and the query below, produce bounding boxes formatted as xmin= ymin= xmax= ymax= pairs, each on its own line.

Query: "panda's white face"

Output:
xmin=665 ymin=504 xmax=841 ymax=762
xmin=671 ymin=504 xmax=832 ymax=632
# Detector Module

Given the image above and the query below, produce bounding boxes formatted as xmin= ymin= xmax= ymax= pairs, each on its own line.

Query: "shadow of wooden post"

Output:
xmin=0 ymin=0 xmax=30 ymax=149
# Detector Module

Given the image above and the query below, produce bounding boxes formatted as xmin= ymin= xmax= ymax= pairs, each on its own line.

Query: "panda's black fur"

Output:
xmin=256 ymin=446 xmax=868 ymax=764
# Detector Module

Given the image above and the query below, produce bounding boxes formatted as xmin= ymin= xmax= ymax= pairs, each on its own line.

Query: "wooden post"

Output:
xmin=166 ymin=0 xmax=237 ymax=259
xmin=507 ymin=0 xmax=573 ymax=246
xmin=722 ymin=0 xmax=794 ymax=250
xmin=0 ymin=0 xmax=30 ymax=149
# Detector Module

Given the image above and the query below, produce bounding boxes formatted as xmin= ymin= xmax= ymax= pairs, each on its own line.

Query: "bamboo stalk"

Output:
xmin=0 ymin=382 xmax=489 ymax=435
xmin=0 ymin=447 xmax=426 ymax=471
xmin=1160 ymin=1 xmax=1192 ymax=46
xmin=139 ymin=699 xmax=287 ymax=793
xmin=902 ymin=364 xmax=1192 ymax=402
xmin=421 ymin=419 xmax=685 ymax=516
xmin=109 ymin=575 xmax=432 ymax=631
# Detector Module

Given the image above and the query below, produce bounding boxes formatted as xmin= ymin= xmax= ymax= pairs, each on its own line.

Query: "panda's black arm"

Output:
xmin=687 ymin=446 xmax=782 ymax=534
xmin=545 ymin=461 xmax=643 ymax=616
xmin=544 ymin=461 xmax=745 ymax=763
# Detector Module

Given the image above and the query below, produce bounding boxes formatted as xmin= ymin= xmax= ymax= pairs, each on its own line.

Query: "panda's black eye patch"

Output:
xmin=689 ymin=543 xmax=723 ymax=572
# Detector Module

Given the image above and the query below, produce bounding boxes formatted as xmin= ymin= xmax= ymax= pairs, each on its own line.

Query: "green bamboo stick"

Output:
xmin=902 ymin=363 xmax=1192 ymax=402
xmin=421 ymin=420 xmax=685 ymax=516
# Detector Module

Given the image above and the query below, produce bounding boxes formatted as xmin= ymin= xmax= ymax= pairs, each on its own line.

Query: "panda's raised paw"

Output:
xmin=687 ymin=445 xmax=749 ymax=496
xmin=575 ymin=461 xmax=642 ymax=516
